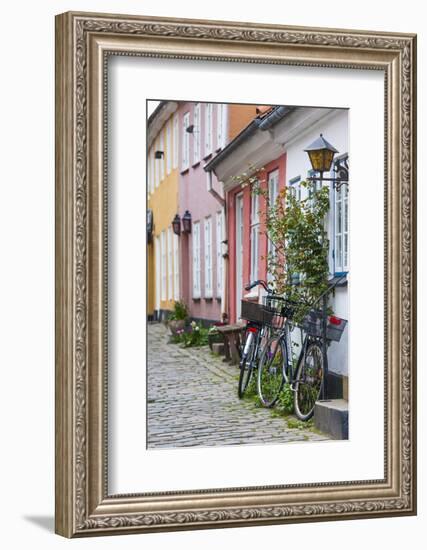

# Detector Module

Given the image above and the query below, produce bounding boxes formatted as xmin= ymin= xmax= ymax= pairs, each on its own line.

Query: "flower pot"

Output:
xmin=168 ymin=319 xmax=186 ymax=335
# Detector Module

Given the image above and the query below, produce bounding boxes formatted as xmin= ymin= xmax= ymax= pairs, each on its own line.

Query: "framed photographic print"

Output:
xmin=55 ymin=11 xmax=417 ymax=537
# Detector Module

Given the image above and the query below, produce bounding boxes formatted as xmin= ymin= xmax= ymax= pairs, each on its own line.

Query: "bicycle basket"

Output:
xmin=240 ymin=300 xmax=268 ymax=324
xmin=301 ymin=310 xmax=347 ymax=342
xmin=261 ymin=295 xmax=290 ymax=329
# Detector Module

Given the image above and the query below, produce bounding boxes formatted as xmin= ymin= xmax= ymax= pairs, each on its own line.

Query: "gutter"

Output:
xmin=203 ymin=118 xmax=262 ymax=173
xmin=258 ymin=105 xmax=293 ymax=130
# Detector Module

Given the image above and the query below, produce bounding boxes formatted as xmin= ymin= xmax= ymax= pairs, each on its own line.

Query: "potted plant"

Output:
xmin=167 ymin=301 xmax=188 ymax=335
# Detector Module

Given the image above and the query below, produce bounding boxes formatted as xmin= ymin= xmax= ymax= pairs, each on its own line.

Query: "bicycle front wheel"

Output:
xmin=294 ymin=342 xmax=325 ymax=421
xmin=257 ymin=337 xmax=287 ymax=407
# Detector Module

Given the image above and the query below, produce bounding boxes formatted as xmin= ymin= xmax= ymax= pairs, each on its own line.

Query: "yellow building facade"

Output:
xmin=147 ymin=102 xmax=180 ymax=320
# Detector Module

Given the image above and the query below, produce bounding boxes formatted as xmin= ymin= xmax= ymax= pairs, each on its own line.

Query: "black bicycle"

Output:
xmin=237 ymin=280 xmax=276 ymax=398
xmin=257 ymin=282 xmax=347 ymax=420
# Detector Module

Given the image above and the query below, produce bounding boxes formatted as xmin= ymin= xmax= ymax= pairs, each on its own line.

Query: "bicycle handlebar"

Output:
xmin=244 ymin=279 xmax=271 ymax=293
xmin=245 ymin=273 xmax=347 ymax=309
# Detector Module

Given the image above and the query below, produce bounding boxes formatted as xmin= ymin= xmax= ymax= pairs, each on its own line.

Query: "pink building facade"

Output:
xmin=226 ymin=155 xmax=286 ymax=323
xmin=176 ymin=101 xmax=257 ymax=324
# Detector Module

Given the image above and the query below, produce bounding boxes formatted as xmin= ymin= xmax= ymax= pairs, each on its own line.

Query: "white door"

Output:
xmin=235 ymin=193 xmax=244 ymax=320
xmin=155 ymin=235 xmax=161 ymax=315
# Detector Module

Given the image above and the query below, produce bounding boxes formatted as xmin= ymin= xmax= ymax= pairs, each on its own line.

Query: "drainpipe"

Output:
xmin=220 ymin=206 xmax=228 ymax=322
xmin=206 ymin=169 xmax=228 ymax=321
xmin=206 ymin=168 xmax=225 ymax=207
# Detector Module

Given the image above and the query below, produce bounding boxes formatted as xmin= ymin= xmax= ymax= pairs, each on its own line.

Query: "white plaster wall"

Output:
xmin=282 ymin=109 xmax=349 ymax=376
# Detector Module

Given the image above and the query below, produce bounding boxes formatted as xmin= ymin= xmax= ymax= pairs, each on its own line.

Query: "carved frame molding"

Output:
xmin=55 ymin=11 xmax=416 ymax=537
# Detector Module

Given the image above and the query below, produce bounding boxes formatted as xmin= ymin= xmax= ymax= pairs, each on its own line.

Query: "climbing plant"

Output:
xmin=231 ymin=166 xmax=331 ymax=323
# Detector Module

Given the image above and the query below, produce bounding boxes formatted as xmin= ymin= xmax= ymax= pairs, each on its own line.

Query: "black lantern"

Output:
xmin=172 ymin=214 xmax=181 ymax=236
xmin=147 ymin=209 xmax=153 ymax=243
xmin=182 ymin=210 xmax=192 ymax=234
xmin=304 ymin=134 xmax=338 ymax=175
xmin=154 ymin=150 xmax=164 ymax=159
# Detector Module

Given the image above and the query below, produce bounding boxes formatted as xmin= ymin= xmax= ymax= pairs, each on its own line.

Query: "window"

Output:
xmin=267 ymin=170 xmax=279 ymax=281
xmin=167 ymin=227 xmax=173 ymax=300
xmin=173 ymin=233 xmax=180 ymax=301
xmin=204 ymin=217 xmax=213 ymax=298
xmin=147 ymin=147 xmax=152 ymax=194
xmin=182 ymin=112 xmax=190 ymax=170
xmin=250 ymin=192 xmax=260 ymax=283
xmin=193 ymin=103 xmax=201 ymax=164
xmin=192 ymin=222 xmax=201 ymax=298
xmin=216 ymin=212 xmax=223 ymax=298
xmin=216 ymin=103 xmax=226 ymax=150
xmin=334 ymin=163 xmax=349 ymax=273
xmin=173 ymin=114 xmax=179 ymax=169
xmin=166 ymin=120 xmax=171 ymax=174
xmin=288 ymin=175 xmax=301 ymax=201
xmin=150 ymin=148 xmax=155 ymax=193
xmin=155 ymin=137 xmax=160 ymax=188
xmin=204 ymin=103 xmax=213 ymax=157
xmin=159 ymin=130 xmax=165 ymax=181
xmin=160 ymin=231 xmax=167 ymax=300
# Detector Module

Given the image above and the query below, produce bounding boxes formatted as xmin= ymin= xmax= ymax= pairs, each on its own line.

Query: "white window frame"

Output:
xmin=267 ymin=170 xmax=279 ymax=281
xmin=192 ymin=222 xmax=201 ymax=299
xmin=155 ymin=236 xmax=161 ymax=311
xmin=155 ymin=137 xmax=160 ymax=188
xmin=216 ymin=103 xmax=223 ymax=150
xmin=288 ymin=175 xmax=302 ymax=201
xmin=160 ymin=230 xmax=167 ymax=301
xmin=150 ymin=148 xmax=155 ymax=193
xmin=204 ymin=103 xmax=213 ymax=157
xmin=147 ymin=146 xmax=152 ymax=194
xmin=173 ymin=114 xmax=179 ymax=169
xmin=182 ymin=112 xmax=190 ymax=171
xmin=167 ymin=227 xmax=173 ymax=300
xmin=166 ymin=120 xmax=172 ymax=175
xmin=204 ymin=217 xmax=213 ymax=298
xmin=250 ymin=192 xmax=260 ymax=284
xmin=216 ymin=211 xmax=223 ymax=298
xmin=173 ymin=233 xmax=180 ymax=301
xmin=159 ymin=130 xmax=165 ymax=181
xmin=334 ymin=160 xmax=349 ymax=274
xmin=193 ymin=103 xmax=201 ymax=164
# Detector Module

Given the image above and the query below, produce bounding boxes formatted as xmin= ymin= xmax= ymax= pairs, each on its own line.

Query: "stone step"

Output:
xmin=314 ymin=399 xmax=349 ymax=440
xmin=211 ymin=342 xmax=225 ymax=355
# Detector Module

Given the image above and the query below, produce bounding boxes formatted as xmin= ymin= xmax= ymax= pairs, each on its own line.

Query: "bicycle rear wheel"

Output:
xmin=238 ymin=331 xmax=257 ymax=398
xmin=257 ymin=337 xmax=287 ymax=407
xmin=294 ymin=342 xmax=325 ymax=421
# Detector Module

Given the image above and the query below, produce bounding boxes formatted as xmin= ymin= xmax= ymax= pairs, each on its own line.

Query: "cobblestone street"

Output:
xmin=147 ymin=323 xmax=330 ymax=449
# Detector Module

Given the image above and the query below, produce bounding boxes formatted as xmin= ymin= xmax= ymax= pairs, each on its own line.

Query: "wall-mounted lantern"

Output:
xmin=147 ymin=209 xmax=153 ymax=243
xmin=182 ymin=210 xmax=192 ymax=234
xmin=304 ymin=134 xmax=348 ymax=190
xmin=154 ymin=150 xmax=164 ymax=159
xmin=172 ymin=214 xmax=181 ymax=236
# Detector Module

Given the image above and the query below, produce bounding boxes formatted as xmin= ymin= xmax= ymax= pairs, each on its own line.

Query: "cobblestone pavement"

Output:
xmin=147 ymin=323 xmax=330 ymax=449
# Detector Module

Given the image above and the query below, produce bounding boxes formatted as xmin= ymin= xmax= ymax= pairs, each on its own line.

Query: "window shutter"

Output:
xmin=192 ymin=222 xmax=201 ymax=298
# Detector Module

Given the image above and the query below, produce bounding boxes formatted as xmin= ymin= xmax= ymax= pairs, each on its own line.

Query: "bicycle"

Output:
xmin=256 ymin=280 xmax=347 ymax=420
xmin=237 ymin=280 xmax=277 ymax=398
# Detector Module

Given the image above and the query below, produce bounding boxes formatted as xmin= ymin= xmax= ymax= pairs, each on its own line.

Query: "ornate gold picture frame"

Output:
xmin=55 ymin=11 xmax=416 ymax=537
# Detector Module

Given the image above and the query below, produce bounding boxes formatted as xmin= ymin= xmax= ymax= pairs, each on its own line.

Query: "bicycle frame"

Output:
xmin=269 ymin=319 xmax=314 ymax=387
xmin=242 ymin=322 xmax=269 ymax=364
